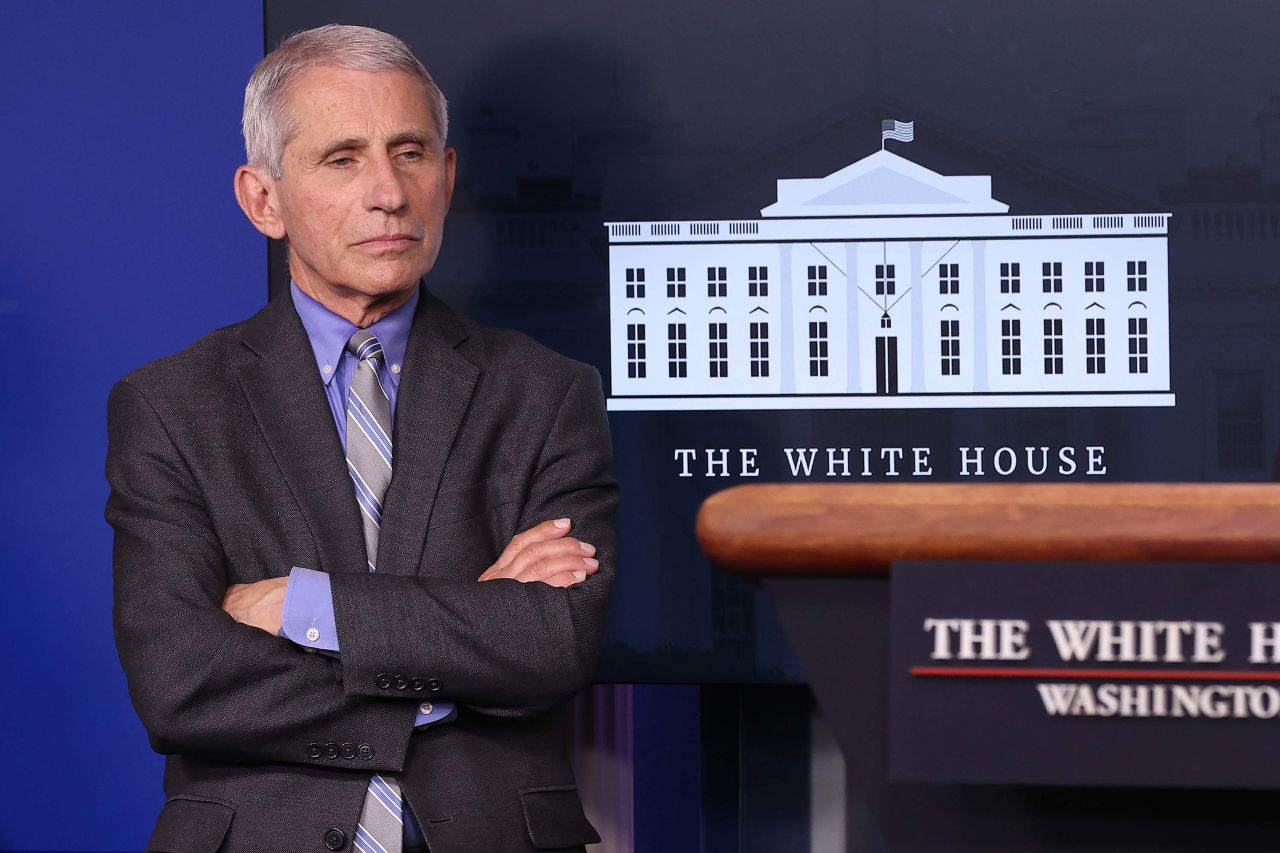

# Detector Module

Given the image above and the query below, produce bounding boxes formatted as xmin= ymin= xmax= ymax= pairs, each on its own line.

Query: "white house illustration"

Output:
xmin=604 ymin=148 xmax=1174 ymax=411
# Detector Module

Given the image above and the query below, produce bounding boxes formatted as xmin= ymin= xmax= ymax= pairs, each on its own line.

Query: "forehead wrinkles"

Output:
xmin=280 ymin=67 xmax=434 ymax=158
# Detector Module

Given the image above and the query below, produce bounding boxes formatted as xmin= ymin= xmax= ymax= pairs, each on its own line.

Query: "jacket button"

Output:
xmin=375 ymin=673 xmax=391 ymax=689
xmin=323 ymin=827 xmax=347 ymax=850
xmin=410 ymin=677 xmax=425 ymax=691
xmin=340 ymin=742 xmax=357 ymax=760
xmin=325 ymin=742 xmax=339 ymax=759
xmin=357 ymin=743 xmax=375 ymax=760
xmin=427 ymin=678 xmax=443 ymax=692
xmin=393 ymin=675 xmax=408 ymax=690
xmin=307 ymin=742 xmax=323 ymax=759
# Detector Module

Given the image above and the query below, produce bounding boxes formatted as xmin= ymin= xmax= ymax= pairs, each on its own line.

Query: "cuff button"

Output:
xmin=357 ymin=743 xmax=374 ymax=760
xmin=340 ymin=742 xmax=356 ymax=760
xmin=426 ymin=678 xmax=443 ymax=692
xmin=410 ymin=678 xmax=425 ymax=691
xmin=307 ymin=742 xmax=322 ymax=759
xmin=375 ymin=673 xmax=391 ymax=689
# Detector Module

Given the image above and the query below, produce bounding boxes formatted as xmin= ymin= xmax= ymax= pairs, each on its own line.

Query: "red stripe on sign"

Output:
xmin=909 ymin=667 xmax=1280 ymax=681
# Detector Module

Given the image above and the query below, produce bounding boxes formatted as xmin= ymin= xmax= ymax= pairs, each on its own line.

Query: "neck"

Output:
xmin=304 ymin=287 xmax=413 ymax=328
xmin=291 ymin=269 xmax=415 ymax=328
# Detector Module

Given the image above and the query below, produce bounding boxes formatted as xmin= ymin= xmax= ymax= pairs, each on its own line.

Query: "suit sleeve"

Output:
xmin=106 ymin=379 xmax=417 ymax=772
xmin=327 ymin=362 xmax=619 ymax=716
xmin=280 ymin=568 xmax=456 ymax=727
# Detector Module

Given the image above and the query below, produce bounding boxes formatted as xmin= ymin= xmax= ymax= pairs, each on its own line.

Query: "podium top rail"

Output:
xmin=695 ymin=483 xmax=1280 ymax=576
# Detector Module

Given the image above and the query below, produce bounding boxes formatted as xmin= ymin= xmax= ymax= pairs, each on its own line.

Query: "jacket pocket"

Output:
xmin=146 ymin=795 xmax=234 ymax=853
xmin=518 ymin=784 xmax=601 ymax=849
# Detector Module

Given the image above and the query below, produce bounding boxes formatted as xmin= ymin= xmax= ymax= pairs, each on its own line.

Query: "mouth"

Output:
xmin=354 ymin=234 xmax=421 ymax=251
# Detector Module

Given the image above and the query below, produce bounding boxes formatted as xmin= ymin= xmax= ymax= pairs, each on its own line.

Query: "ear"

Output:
xmin=442 ymin=146 xmax=457 ymax=210
xmin=234 ymin=165 xmax=287 ymax=240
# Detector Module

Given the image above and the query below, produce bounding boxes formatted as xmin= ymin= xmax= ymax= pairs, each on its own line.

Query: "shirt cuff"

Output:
xmin=280 ymin=566 xmax=340 ymax=653
xmin=414 ymin=702 xmax=457 ymax=728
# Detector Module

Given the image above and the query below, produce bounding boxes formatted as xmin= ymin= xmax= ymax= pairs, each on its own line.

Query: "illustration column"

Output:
xmin=972 ymin=240 xmax=988 ymax=392
xmin=779 ymin=243 xmax=795 ymax=393
xmin=845 ymin=242 xmax=860 ymax=392
xmin=910 ymin=241 xmax=924 ymax=393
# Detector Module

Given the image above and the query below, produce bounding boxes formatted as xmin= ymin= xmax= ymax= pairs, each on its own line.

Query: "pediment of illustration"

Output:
xmin=761 ymin=149 xmax=1009 ymax=217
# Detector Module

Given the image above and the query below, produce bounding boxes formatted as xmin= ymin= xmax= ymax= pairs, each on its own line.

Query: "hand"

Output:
xmin=478 ymin=518 xmax=599 ymax=588
xmin=221 ymin=577 xmax=289 ymax=635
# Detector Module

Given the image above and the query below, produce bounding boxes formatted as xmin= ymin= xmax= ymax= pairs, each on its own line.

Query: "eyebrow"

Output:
xmin=387 ymin=131 xmax=433 ymax=148
xmin=317 ymin=137 xmax=365 ymax=161
xmin=315 ymin=131 xmax=434 ymax=162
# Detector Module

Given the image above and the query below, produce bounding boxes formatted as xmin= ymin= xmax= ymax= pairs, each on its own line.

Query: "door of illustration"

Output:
xmin=876 ymin=335 xmax=899 ymax=394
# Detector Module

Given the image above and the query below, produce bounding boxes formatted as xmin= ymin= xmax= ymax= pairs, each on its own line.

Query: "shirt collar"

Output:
xmin=290 ymin=281 xmax=419 ymax=386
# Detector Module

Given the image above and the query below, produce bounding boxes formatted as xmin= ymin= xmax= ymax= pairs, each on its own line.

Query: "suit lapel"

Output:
xmin=376 ymin=291 xmax=479 ymax=578
xmin=232 ymin=295 xmax=367 ymax=577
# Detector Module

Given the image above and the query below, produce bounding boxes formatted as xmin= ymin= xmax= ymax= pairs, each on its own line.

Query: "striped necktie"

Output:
xmin=345 ymin=329 xmax=404 ymax=853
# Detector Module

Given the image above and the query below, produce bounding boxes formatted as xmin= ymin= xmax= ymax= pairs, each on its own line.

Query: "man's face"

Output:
xmin=272 ymin=65 xmax=455 ymax=305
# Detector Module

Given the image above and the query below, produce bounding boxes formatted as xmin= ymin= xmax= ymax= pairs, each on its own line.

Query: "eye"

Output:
xmin=398 ymin=149 xmax=424 ymax=161
xmin=329 ymin=156 xmax=354 ymax=167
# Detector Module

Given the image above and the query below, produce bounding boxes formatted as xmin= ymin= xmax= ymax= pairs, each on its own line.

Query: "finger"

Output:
xmin=480 ymin=556 xmax=598 ymax=584
xmin=524 ymin=537 xmax=594 ymax=562
xmin=490 ymin=517 xmax=573 ymax=573
xmin=503 ymin=540 xmax=595 ymax=580
xmin=534 ymin=569 xmax=590 ymax=588
xmin=512 ymin=555 xmax=599 ymax=583
xmin=481 ymin=526 xmax=589 ymax=582
xmin=490 ymin=539 xmax=579 ymax=580
xmin=480 ymin=542 xmax=585 ymax=582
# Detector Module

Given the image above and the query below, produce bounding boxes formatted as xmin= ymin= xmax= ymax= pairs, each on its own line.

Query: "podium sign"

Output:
xmin=889 ymin=561 xmax=1280 ymax=788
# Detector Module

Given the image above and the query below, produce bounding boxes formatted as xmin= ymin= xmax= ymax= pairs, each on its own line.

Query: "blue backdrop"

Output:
xmin=0 ymin=3 xmax=263 ymax=849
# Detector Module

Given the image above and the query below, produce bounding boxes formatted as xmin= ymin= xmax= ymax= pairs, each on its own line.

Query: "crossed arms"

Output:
xmin=221 ymin=517 xmax=603 ymax=637
xmin=106 ymin=364 xmax=617 ymax=774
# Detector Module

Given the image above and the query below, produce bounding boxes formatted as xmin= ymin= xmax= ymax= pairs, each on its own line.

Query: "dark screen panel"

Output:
xmin=267 ymin=1 xmax=1280 ymax=683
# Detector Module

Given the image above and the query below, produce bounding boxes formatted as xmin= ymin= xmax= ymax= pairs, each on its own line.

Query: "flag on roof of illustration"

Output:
xmin=881 ymin=119 xmax=915 ymax=147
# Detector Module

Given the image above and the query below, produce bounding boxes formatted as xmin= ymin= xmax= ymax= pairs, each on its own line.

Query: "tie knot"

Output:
xmin=346 ymin=330 xmax=384 ymax=364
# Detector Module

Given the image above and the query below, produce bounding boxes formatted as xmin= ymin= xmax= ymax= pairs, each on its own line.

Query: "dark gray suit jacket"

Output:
xmin=106 ymin=288 xmax=617 ymax=853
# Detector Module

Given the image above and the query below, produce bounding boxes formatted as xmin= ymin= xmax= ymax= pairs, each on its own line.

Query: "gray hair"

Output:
xmin=242 ymin=24 xmax=449 ymax=178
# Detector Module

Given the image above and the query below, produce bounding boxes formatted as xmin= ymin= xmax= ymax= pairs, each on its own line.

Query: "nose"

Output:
xmin=363 ymin=153 xmax=408 ymax=214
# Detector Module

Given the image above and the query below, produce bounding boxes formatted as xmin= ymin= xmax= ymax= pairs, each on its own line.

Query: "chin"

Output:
xmin=353 ymin=265 xmax=427 ymax=298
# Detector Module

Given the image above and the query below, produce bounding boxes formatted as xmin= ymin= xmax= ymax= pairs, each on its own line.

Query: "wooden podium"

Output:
xmin=697 ymin=483 xmax=1280 ymax=851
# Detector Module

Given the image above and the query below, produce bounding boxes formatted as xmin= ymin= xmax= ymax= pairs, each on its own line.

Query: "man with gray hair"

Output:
xmin=107 ymin=24 xmax=615 ymax=853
